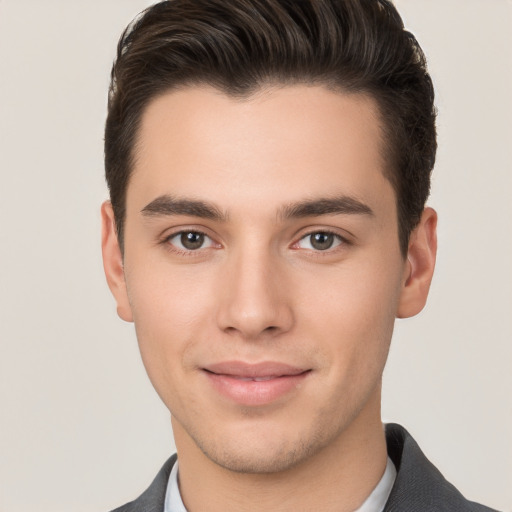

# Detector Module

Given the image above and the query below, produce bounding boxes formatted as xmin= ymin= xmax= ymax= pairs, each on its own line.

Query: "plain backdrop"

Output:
xmin=0 ymin=1 xmax=511 ymax=511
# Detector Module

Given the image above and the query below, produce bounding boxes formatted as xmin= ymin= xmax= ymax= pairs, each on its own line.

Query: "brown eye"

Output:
xmin=296 ymin=231 xmax=343 ymax=251
xmin=166 ymin=231 xmax=214 ymax=252
xmin=310 ymin=232 xmax=335 ymax=250
xmin=180 ymin=231 xmax=205 ymax=250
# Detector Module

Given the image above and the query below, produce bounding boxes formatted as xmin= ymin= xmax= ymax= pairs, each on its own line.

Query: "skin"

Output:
xmin=102 ymin=85 xmax=437 ymax=511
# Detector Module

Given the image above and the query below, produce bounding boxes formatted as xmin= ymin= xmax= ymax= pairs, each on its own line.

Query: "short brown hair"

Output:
xmin=105 ymin=0 xmax=436 ymax=255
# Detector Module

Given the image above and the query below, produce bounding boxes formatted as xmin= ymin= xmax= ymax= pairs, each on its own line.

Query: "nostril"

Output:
xmin=222 ymin=324 xmax=281 ymax=338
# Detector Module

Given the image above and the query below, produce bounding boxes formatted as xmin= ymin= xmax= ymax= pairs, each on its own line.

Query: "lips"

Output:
xmin=203 ymin=361 xmax=310 ymax=406
xmin=235 ymin=376 xmax=279 ymax=381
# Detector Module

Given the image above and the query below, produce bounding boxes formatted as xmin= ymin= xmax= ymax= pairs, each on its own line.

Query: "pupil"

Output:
xmin=181 ymin=232 xmax=204 ymax=250
xmin=311 ymin=232 xmax=333 ymax=250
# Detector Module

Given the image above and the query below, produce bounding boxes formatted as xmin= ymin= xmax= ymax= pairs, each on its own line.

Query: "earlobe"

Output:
xmin=101 ymin=201 xmax=133 ymax=322
xmin=397 ymin=207 xmax=437 ymax=319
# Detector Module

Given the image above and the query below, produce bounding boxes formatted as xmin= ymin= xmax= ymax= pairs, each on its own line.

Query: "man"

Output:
xmin=100 ymin=1 xmax=498 ymax=510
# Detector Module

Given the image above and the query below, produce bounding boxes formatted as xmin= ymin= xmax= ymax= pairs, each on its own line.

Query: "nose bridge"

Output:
xmin=216 ymin=240 xmax=292 ymax=338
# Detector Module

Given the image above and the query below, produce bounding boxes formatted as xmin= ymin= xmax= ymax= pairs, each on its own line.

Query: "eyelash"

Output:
xmin=161 ymin=228 xmax=350 ymax=256
xmin=162 ymin=229 xmax=217 ymax=256
xmin=293 ymin=230 xmax=349 ymax=253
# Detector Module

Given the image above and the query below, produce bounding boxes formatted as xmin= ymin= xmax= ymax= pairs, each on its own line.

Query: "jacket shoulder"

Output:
xmin=109 ymin=454 xmax=177 ymax=512
xmin=384 ymin=424 xmax=500 ymax=512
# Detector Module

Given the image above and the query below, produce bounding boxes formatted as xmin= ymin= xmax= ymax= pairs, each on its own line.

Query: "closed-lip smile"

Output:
xmin=202 ymin=361 xmax=311 ymax=406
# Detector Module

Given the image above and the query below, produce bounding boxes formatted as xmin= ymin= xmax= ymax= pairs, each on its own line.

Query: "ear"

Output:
xmin=397 ymin=207 xmax=437 ymax=319
xmin=101 ymin=201 xmax=133 ymax=322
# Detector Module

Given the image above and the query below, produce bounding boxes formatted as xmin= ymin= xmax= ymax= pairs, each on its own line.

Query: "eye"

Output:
xmin=296 ymin=231 xmax=344 ymax=251
xmin=166 ymin=231 xmax=215 ymax=251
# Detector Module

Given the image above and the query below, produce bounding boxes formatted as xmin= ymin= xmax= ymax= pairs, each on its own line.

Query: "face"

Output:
xmin=102 ymin=85 xmax=436 ymax=474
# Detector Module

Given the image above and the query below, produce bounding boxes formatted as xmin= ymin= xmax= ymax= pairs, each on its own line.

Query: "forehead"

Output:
xmin=129 ymin=85 xmax=394 ymax=218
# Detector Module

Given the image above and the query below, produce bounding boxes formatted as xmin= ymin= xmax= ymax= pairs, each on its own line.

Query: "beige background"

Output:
xmin=0 ymin=1 xmax=511 ymax=510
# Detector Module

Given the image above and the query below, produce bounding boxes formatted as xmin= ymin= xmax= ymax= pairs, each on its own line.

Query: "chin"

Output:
xmin=202 ymin=443 xmax=315 ymax=474
xmin=190 ymin=421 xmax=335 ymax=475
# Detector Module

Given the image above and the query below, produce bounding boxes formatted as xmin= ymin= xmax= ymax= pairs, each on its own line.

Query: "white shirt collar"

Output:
xmin=165 ymin=460 xmax=187 ymax=512
xmin=164 ymin=457 xmax=396 ymax=512
xmin=357 ymin=457 xmax=396 ymax=512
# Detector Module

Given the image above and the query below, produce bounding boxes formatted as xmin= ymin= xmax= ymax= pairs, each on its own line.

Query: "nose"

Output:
xmin=216 ymin=247 xmax=294 ymax=340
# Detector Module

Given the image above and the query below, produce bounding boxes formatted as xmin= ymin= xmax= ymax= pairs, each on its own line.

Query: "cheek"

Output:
xmin=127 ymin=255 xmax=216 ymax=332
xmin=125 ymin=264 xmax=215 ymax=396
xmin=300 ymin=258 xmax=402 ymax=375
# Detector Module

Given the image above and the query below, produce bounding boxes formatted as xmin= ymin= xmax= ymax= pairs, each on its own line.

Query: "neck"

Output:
xmin=173 ymin=389 xmax=387 ymax=512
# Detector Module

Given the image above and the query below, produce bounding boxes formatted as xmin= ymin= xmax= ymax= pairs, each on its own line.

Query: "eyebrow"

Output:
xmin=141 ymin=195 xmax=227 ymax=221
xmin=141 ymin=194 xmax=373 ymax=222
xmin=278 ymin=196 xmax=374 ymax=220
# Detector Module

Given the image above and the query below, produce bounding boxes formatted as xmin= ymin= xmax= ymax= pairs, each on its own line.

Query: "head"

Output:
xmin=105 ymin=0 xmax=436 ymax=257
xmin=101 ymin=0 xmax=437 ymax=478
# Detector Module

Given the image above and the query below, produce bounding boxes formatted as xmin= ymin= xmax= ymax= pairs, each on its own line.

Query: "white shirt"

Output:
xmin=164 ymin=457 xmax=396 ymax=512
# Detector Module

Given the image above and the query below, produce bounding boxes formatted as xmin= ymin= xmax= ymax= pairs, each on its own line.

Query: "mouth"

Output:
xmin=202 ymin=361 xmax=311 ymax=406
xmin=229 ymin=376 xmax=283 ymax=382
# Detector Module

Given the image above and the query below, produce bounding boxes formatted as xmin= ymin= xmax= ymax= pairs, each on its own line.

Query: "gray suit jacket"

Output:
xmin=110 ymin=423 xmax=499 ymax=512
